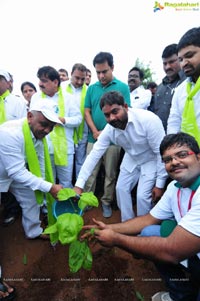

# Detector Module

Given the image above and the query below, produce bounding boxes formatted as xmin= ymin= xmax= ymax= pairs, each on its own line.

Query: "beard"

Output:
xmin=109 ymin=116 xmax=128 ymax=130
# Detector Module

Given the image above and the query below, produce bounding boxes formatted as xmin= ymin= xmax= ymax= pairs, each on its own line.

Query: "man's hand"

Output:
xmin=81 ymin=218 xmax=108 ymax=240
xmin=49 ymin=184 xmax=63 ymax=199
xmin=152 ymin=187 xmax=165 ymax=204
xmin=93 ymin=228 xmax=117 ymax=248
xmin=92 ymin=130 xmax=101 ymax=140
xmin=59 ymin=117 xmax=65 ymax=124
xmin=73 ymin=186 xmax=83 ymax=195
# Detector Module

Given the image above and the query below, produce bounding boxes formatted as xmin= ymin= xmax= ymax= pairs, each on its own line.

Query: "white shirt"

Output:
xmin=150 ymin=180 xmax=200 ymax=260
xmin=63 ymin=83 xmax=88 ymax=141
xmin=75 ymin=108 xmax=167 ymax=189
xmin=4 ymin=93 xmax=27 ymax=120
xmin=167 ymin=78 xmax=200 ymax=134
xmin=31 ymin=89 xmax=82 ymax=154
xmin=0 ymin=118 xmax=52 ymax=192
xmin=130 ymin=86 xmax=151 ymax=109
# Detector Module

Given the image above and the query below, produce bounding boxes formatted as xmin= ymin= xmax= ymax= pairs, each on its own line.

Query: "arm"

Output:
xmin=131 ymin=89 xmax=152 ymax=110
xmin=84 ymin=213 xmax=159 ymax=236
xmin=85 ymin=108 xmax=101 ymax=140
xmin=0 ymin=130 xmax=54 ymax=193
xmin=74 ymin=126 xmax=112 ymax=189
xmin=93 ymin=224 xmax=200 ymax=264
xmin=62 ymin=95 xmax=82 ymax=127
xmin=167 ymin=87 xmax=183 ymax=134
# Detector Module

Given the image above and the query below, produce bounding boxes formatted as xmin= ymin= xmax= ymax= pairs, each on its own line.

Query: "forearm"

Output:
xmin=108 ymin=214 xmax=158 ymax=235
xmin=84 ymin=110 xmax=98 ymax=134
xmin=113 ymin=232 xmax=176 ymax=263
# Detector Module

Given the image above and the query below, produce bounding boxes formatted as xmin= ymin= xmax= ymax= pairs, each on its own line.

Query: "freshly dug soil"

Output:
xmin=0 ymin=203 xmax=165 ymax=301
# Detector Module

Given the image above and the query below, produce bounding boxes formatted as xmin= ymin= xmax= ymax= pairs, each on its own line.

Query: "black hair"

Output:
xmin=37 ymin=66 xmax=61 ymax=86
xmin=147 ymin=82 xmax=157 ymax=89
xmin=21 ymin=81 xmax=37 ymax=93
xmin=71 ymin=63 xmax=87 ymax=74
xmin=162 ymin=44 xmax=178 ymax=58
xmin=177 ymin=27 xmax=200 ymax=52
xmin=160 ymin=132 xmax=200 ymax=156
xmin=128 ymin=67 xmax=144 ymax=80
xmin=93 ymin=52 xmax=114 ymax=68
xmin=100 ymin=91 xmax=125 ymax=110
xmin=58 ymin=68 xmax=68 ymax=76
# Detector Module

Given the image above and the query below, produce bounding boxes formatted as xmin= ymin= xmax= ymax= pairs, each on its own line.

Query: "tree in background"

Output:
xmin=134 ymin=58 xmax=156 ymax=88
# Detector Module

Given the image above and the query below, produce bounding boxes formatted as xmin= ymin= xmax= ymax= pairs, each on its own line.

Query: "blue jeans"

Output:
xmin=140 ymin=225 xmax=200 ymax=301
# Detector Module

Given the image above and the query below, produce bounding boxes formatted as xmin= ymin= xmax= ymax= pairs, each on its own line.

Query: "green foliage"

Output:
xmin=44 ymin=213 xmax=84 ymax=244
xmin=134 ymin=58 xmax=156 ymax=88
xmin=69 ymin=240 xmax=92 ymax=273
xmin=135 ymin=290 xmax=145 ymax=301
xmin=44 ymin=188 xmax=99 ymax=273
xmin=78 ymin=192 xmax=99 ymax=210
xmin=57 ymin=188 xmax=77 ymax=201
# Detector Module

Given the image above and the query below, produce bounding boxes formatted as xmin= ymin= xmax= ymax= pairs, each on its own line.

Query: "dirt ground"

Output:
xmin=0 ymin=201 xmax=166 ymax=301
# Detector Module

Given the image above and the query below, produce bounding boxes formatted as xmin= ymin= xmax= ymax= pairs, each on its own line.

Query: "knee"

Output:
xmin=140 ymin=225 xmax=161 ymax=237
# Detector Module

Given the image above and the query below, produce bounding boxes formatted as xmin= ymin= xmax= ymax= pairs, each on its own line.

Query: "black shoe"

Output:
xmin=2 ymin=214 xmax=16 ymax=226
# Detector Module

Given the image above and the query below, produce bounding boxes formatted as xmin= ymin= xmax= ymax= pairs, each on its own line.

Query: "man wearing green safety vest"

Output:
xmin=30 ymin=66 xmax=82 ymax=189
xmin=0 ymin=99 xmax=63 ymax=239
xmin=0 ymin=69 xmax=27 ymax=226
xmin=63 ymin=63 xmax=88 ymax=179
xmin=167 ymin=27 xmax=200 ymax=146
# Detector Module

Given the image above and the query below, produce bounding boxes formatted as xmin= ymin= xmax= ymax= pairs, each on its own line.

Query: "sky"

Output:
xmin=0 ymin=0 xmax=200 ymax=95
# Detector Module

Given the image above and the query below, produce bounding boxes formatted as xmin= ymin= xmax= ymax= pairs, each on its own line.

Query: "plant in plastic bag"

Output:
xmin=43 ymin=188 xmax=99 ymax=273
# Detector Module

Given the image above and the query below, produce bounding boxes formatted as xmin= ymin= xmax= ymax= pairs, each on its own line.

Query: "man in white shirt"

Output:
xmin=74 ymin=90 xmax=168 ymax=221
xmin=0 ymin=69 xmax=27 ymax=225
xmin=0 ymin=99 xmax=63 ymax=239
xmin=63 ymin=63 xmax=88 ymax=179
xmin=167 ymin=27 xmax=200 ymax=141
xmin=128 ymin=67 xmax=151 ymax=109
xmin=31 ymin=66 xmax=82 ymax=188
xmin=82 ymin=132 xmax=200 ymax=301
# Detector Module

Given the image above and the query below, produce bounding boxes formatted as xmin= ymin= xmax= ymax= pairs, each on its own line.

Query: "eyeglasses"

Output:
xmin=162 ymin=150 xmax=195 ymax=164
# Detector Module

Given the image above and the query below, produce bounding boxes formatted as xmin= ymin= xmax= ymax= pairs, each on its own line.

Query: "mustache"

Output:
xmin=170 ymin=165 xmax=185 ymax=172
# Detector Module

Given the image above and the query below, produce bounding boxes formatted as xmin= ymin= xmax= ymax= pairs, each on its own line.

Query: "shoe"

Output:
xmin=152 ymin=291 xmax=174 ymax=301
xmin=102 ymin=204 xmax=112 ymax=218
xmin=0 ymin=279 xmax=16 ymax=300
xmin=161 ymin=293 xmax=174 ymax=301
xmin=2 ymin=215 xmax=16 ymax=227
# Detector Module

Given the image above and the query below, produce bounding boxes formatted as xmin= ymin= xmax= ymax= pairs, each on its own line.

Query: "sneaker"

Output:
xmin=161 ymin=292 xmax=174 ymax=301
xmin=2 ymin=214 xmax=16 ymax=226
xmin=152 ymin=291 xmax=174 ymax=301
xmin=102 ymin=204 xmax=112 ymax=218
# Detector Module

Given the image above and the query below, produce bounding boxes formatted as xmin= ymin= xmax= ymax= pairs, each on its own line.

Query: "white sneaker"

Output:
xmin=152 ymin=291 xmax=174 ymax=301
xmin=161 ymin=292 xmax=174 ymax=301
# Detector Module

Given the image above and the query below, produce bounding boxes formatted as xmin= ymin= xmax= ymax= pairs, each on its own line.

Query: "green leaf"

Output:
xmin=90 ymin=228 xmax=95 ymax=235
xmin=69 ymin=240 xmax=93 ymax=273
xmin=135 ymin=291 xmax=145 ymax=301
xmin=47 ymin=213 xmax=84 ymax=245
xmin=57 ymin=188 xmax=77 ymax=201
xmin=78 ymin=192 xmax=99 ymax=210
xmin=82 ymin=241 xmax=93 ymax=270
xmin=69 ymin=240 xmax=85 ymax=273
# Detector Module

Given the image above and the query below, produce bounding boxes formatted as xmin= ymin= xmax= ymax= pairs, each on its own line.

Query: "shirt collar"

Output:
xmin=96 ymin=77 xmax=117 ymax=88
xmin=174 ymin=175 xmax=200 ymax=191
